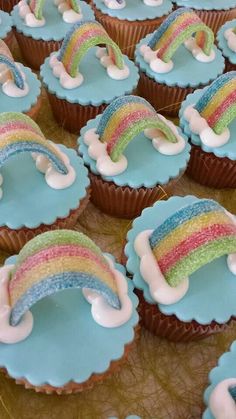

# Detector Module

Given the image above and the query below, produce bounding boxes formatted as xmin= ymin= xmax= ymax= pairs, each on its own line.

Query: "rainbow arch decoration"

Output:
xmin=147 ymin=8 xmax=214 ymax=63
xmin=0 ymin=40 xmax=25 ymax=90
xmin=29 ymin=0 xmax=46 ymax=20
xmin=149 ymin=199 xmax=236 ymax=287
xmin=69 ymin=0 xmax=81 ymax=12
xmin=0 ymin=113 xmax=68 ymax=174
xmin=194 ymin=71 xmax=236 ymax=135
xmin=96 ymin=95 xmax=178 ymax=162
xmin=58 ymin=21 xmax=124 ymax=78
xmin=9 ymin=230 xmax=120 ymax=326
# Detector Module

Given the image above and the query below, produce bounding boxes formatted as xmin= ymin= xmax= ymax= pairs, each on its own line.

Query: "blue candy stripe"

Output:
xmin=149 ymin=199 xmax=223 ymax=249
xmin=0 ymin=55 xmax=25 ymax=90
xmin=96 ymin=95 xmax=155 ymax=138
xmin=195 ymin=72 xmax=236 ymax=113
xmin=0 ymin=142 xmax=68 ymax=174
xmin=147 ymin=7 xmax=190 ymax=50
xmin=10 ymin=272 xmax=121 ymax=326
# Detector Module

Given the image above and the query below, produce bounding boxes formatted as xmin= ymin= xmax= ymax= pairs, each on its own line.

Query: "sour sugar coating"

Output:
xmin=0 ymin=40 xmax=25 ymax=90
xmin=29 ymin=0 xmax=46 ymax=20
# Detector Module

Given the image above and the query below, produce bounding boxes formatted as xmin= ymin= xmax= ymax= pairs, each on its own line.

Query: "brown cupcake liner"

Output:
xmin=13 ymin=30 xmax=62 ymax=70
xmin=186 ymin=144 xmax=236 ymax=189
xmin=0 ymin=0 xmax=19 ymax=12
xmin=1 ymin=326 xmax=139 ymax=394
xmin=0 ymin=191 xmax=90 ymax=254
xmin=136 ymin=290 xmax=235 ymax=342
xmin=92 ymin=3 xmax=167 ymax=59
xmin=138 ymin=72 xmax=196 ymax=117
xmin=3 ymin=30 xmax=14 ymax=50
xmin=46 ymin=90 xmax=107 ymax=134
xmin=224 ymin=58 xmax=236 ymax=72
xmin=89 ymin=171 xmax=183 ymax=219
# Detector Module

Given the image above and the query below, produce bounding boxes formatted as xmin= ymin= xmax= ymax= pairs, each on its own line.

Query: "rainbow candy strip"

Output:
xmin=96 ymin=95 xmax=178 ymax=162
xmin=149 ymin=199 xmax=236 ymax=287
xmin=69 ymin=0 xmax=81 ymax=13
xmin=0 ymin=113 xmax=68 ymax=174
xmin=58 ymin=21 xmax=124 ymax=78
xmin=29 ymin=0 xmax=45 ymax=20
xmin=194 ymin=71 xmax=236 ymax=135
xmin=0 ymin=40 xmax=24 ymax=90
xmin=9 ymin=230 xmax=120 ymax=326
xmin=147 ymin=8 xmax=214 ymax=63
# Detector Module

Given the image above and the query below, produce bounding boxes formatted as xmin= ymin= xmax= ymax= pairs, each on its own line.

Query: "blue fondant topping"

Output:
xmin=93 ymin=0 xmax=173 ymax=21
xmin=179 ymin=87 xmax=236 ymax=160
xmin=172 ymin=0 xmax=236 ymax=11
xmin=135 ymin=33 xmax=225 ymax=88
xmin=0 ymin=255 xmax=138 ymax=387
xmin=0 ymin=64 xmax=41 ymax=114
xmin=217 ymin=19 xmax=236 ymax=65
xmin=11 ymin=0 xmax=95 ymax=42
xmin=79 ymin=114 xmax=190 ymax=188
xmin=40 ymin=51 xmax=139 ymax=106
xmin=0 ymin=145 xmax=90 ymax=229
xmin=0 ymin=11 xmax=12 ymax=39
xmin=125 ymin=195 xmax=236 ymax=324
xmin=203 ymin=340 xmax=236 ymax=419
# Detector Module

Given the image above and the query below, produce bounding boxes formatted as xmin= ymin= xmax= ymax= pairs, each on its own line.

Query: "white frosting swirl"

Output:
xmin=0 ymin=265 xmax=33 ymax=344
xmin=104 ymin=0 xmax=126 ymax=9
xmin=49 ymin=54 xmax=84 ymax=89
xmin=83 ymin=255 xmax=133 ymax=327
xmin=0 ymin=63 xmax=29 ymax=98
xmin=54 ymin=0 xmax=83 ymax=23
xmin=209 ymin=378 xmax=236 ymax=419
xmin=18 ymin=0 xmax=45 ymax=27
xmin=96 ymin=47 xmax=130 ymax=80
xmin=183 ymin=105 xmax=230 ymax=147
xmin=144 ymin=0 xmax=163 ymax=5
xmin=224 ymin=28 xmax=236 ymax=53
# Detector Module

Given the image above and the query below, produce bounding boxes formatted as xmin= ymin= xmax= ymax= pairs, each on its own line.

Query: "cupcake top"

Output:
xmin=79 ymin=95 xmax=190 ymax=187
xmin=12 ymin=0 xmax=95 ymax=42
xmin=40 ymin=21 xmax=139 ymax=106
xmin=126 ymin=195 xmax=236 ymax=324
xmin=0 ymin=10 xmax=12 ymax=40
xmin=203 ymin=341 xmax=236 ymax=419
xmin=0 ymin=112 xmax=89 ymax=229
xmin=0 ymin=230 xmax=138 ymax=387
xmin=172 ymin=0 xmax=236 ymax=12
xmin=0 ymin=40 xmax=41 ymax=113
xmin=217 ymin=19 xmax=236 ymax=65
xmin=135 ymin=8 xmax=225 ymax=88
xmin=92 ymin=0 xmax=173 ymax=22
xmin=180 ymin=71 xmax=236 ymax=161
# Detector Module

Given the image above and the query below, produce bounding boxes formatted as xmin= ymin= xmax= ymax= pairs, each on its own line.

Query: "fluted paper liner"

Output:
xmin=195 ymin=8 xmax=236 ymax=35
xmin=187 ymin=144 xmax=236 ymax=189
xmin=3 ymin=30 xmax=14 ymax=50
xmin=0 ymin=0 xmax=19 ymax=12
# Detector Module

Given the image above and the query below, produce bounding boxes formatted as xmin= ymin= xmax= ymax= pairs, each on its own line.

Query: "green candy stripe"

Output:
xmin=166 ymin=236 xmax=236 ymax=287
xmin=71 ymin=0 xmax=80 ymax=13
xmin=34 ymin=0 xmax=46 ymax=20
xmin=214 ymin=102 xmax=236 ymax=135
xmin=0 ymin=112 xmax=44 ymax=137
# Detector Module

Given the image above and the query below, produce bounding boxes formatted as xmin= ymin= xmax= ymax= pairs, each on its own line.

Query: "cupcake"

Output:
xmin=217 ymin=19 xmax=236 ymax=71
xmin=203 ymin=341 xmax=236 ymax=419
xmin=0 ymin=112 xmax=90 ymax=253
xmin=0 ymin=0 xmax=19 ymax=13
xmin=179 ymin=71 xmax=236 ymax=189
xmin=79 ymin=95 xmax=190 ymax=219
xmin=173 ymin=0 xmax=236 ymax=34
xmin=125 ymin=195 xmax=236 ymax=341
xmin=12 ymin=0 xmax=95 ymax=70
xmin=0 ymin=10 xmax=13 ymax=48
xmin=0 ymin=229 xmax=139 ymax=394
xmin=135 ymin=8 xmax=225 ymax=117
xmin=0 ymin=40 xmax=42 ymax=119
xmin=40 ymin=21 xmax=139 ymax=134
xmin=91 ymin=0 xmax=173 ymax=59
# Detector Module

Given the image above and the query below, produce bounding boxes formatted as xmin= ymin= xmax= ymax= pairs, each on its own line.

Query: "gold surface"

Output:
xmin=0 ymin=42 xmax=236 ymax=419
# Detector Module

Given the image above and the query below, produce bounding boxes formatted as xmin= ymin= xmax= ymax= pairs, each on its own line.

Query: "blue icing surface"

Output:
xmin=93 ymin=0 xmax=173 ymax=21
xmin=173 ymin=0 xmax=236 ymax=11
xmin=217 ymin=19 xmax=236 ymax=65
xmin=135 ymin=33 xmax=225 ymax=88
xmin=125 ymin=195 xmax=236 ymax=324
xmin=0 ymin=10 xmax=12 ymax=39
xmin=79 ymin=114 xmax=190 ymax=188
xmin=179 ymin=87 xmax=236 ymax=160
xmin=0 ymin=64 xmax=41 ymax=113
xmin=11 ymin=0 xmax=95 ymax=42
xmin=40 ymin=51 xmax=139 ymax=106
xmin=203 ymin=341 xmax=236 ymax=419
xmin=0 ymin=255 xmax=139 ymax=387
xmin=0 ymin=145 xmax=90 ymax=229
